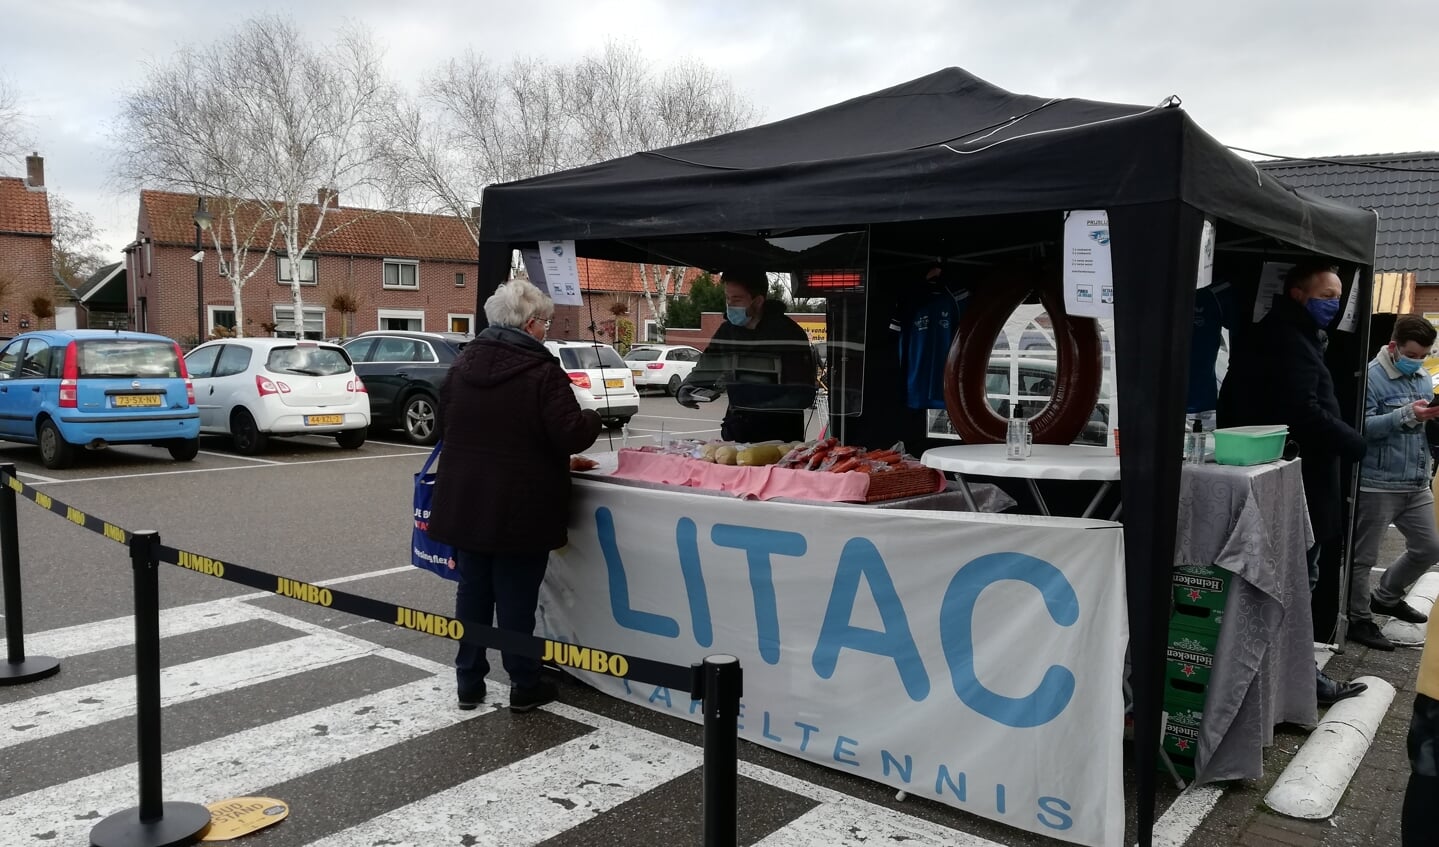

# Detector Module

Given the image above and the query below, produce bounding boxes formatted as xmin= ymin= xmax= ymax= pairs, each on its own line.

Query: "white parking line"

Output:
xmin=199 ymin=450 xmax=282 ymax=465
xmin=15 ymin=471 xmax=59 ymax=484
xmin=35 ymin=452 xmax=421 ymax=486
xmin=630 ymin=414 xmax=725 ymax=424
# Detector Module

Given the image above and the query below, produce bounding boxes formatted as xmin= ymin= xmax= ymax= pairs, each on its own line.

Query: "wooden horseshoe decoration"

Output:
xmin=942 ymin=266 xmax=1104 ymax=445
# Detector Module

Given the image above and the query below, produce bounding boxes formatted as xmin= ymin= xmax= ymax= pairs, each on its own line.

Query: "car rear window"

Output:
xmin=559 ymin=346 xmax=626 ymax=369
xmin=265 ymin=345 xmax=352 ymax=376
xmin=624 ymin=349 xmax=660 ymax=362
xmin=76 ymin=340 xmax=181 ymax=378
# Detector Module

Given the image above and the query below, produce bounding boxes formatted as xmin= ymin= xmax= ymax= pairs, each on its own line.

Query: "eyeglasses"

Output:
xmin=530 ymin=317 xmax=552 ymax=330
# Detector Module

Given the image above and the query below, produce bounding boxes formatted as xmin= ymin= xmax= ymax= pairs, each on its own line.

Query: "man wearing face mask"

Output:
xmin=1218 ymin=259 xmax=1369 ymax=705
xmin=1347 ymin=315 xmax=1439 ymax=651
xmin=677 ymin=269 xmax=816 ymax=443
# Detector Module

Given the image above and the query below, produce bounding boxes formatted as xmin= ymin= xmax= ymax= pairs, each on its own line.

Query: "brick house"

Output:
xmin=128 ymin=190 xmax=481 ymax=345
xmin=0 ymin=154 xmax=60 ymax=335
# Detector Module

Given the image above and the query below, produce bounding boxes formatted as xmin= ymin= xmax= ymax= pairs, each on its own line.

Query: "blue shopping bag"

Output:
xmin=412 ymin=442 xmax=458 ymax=580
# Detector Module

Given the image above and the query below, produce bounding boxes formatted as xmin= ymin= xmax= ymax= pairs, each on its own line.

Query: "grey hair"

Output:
xmin=483 ymin=279 xmax=554 ymax=328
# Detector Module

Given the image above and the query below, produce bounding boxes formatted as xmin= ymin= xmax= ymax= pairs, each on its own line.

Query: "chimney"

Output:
xmin=317 ymin=187 xmax=337 ymax=207
xmin=25 ymin=153 xmax=44 ymax=189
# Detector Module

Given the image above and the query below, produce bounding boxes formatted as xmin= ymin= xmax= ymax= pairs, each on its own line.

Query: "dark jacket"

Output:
xmin=684 ymin=300 xmax=817 ymax=443
xmin=1217 ymin=295 xmax=1365 ymax=540
xmin=428 ymin=326 xmax=601 ymax=554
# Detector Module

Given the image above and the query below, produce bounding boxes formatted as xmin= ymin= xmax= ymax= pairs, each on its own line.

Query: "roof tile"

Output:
xmin=0 ymin=177 xmax=52 ymax=236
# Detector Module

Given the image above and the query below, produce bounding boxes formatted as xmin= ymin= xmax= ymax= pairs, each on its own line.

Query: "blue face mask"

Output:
xmin=1395 ymin=354 xmax=1425 ymax=376
xmin=1305 ymin=297 xmax=1341 ymax=328
xmin=725 ymin=305 xmax=750 ymax=327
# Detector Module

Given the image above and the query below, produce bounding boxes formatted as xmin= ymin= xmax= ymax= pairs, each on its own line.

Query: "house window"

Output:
xmin=272 ymin=305 xmax=325 ymax=340
xmin=454 ymin=272 xmax=465 ymax=288
xmin=278 ymin=256 xmax=317 ymax=285
xmin=643 ymin=319 xmax=659 ymax=342
xmin=208 ymin=306 xmax=237 ymax=336
xmin=378 ymin=309 xmax=425 ymax=332
xmin=383 ymin=259 xmax=419 ymax=290
xmin=448 ymin=314 xmax=473 ymax=335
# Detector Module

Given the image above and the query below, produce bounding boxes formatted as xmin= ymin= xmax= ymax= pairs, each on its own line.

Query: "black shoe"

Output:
xmin=1317 ymin=672 xmax=1367 ymax=707
xmin=509 ymin=680 xmax=558 ymax=713
xmin=1347 ymin=619 xmax=1396 ymax=651
xmin=457 ymin=685 xmax=486 ymax=711
xmin=1371 ymin=597 xmax=1429 ymax=624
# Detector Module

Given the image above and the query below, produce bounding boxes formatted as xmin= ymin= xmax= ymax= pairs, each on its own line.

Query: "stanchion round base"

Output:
xmin=90 ymin=802 xmax=211 ymax=847
xmin=0 ymin=655 xmax=59 ymax=685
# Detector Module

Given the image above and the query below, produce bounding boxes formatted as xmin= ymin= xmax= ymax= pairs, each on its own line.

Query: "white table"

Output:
xmin=921 ymin=444 xmax=1122 ymax=518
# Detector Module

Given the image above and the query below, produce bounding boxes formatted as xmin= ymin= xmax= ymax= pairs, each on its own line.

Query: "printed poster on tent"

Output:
xmin=537 ymin=240 xmax=583 ymax=306
xmin=1063 ymin=210 xmax=1114 ymax=319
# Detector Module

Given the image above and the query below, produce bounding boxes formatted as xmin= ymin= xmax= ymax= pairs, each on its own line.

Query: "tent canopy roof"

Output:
xmin=480 ymin=67 xmax=1374 ymax=264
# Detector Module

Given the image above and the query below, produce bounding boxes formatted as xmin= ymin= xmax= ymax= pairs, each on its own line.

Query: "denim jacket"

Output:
xmin=1360 ymin=346 xmax=1433 ymax=490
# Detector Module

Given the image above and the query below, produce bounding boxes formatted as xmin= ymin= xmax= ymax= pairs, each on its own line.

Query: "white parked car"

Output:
xmin=544 ymin=340 xmax=639 ymax=429
xmin=184 ymin=338 xmax=371 ymax=454
xmin=623 ymin=345 xmax=702 ymax=396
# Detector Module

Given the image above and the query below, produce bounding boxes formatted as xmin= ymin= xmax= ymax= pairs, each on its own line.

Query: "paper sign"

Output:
xmin=520 ymin=248 xmax=547 ymax=294
xmin=1337 ymin=268 xmax=1360 ymax=333
xmin=537 ymin=240 xmax=583 ymax=306
xmin=1063 ymin=210 xmax=1114 ymax=319
xmin=200 ymin=797 xmax=289 ymax=841
xmin=1251 ymin=262 xmax=1293 ymax=323
xmin=1196 ymin=219 xmax=1215 ymax=289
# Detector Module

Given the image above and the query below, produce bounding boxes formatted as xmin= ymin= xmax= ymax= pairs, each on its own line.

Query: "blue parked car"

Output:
xmin=0 ymin=330 xmax=200 ymax=469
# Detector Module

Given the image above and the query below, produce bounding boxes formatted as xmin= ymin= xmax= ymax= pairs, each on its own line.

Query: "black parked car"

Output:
xmin=340 ymin=331 xmax=470 ymax=445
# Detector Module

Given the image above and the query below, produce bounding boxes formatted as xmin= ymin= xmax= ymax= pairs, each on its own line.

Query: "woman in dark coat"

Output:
xmin=427 ymin=279 xmax=601 ymax=712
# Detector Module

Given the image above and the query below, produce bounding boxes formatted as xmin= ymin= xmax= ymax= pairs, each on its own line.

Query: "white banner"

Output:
xmin=536 ymin=240 xmax=583 ymax=306
xmin=1252 ymin=261 xmax=1293 ymax=323
xmin=540 ymin=481 xmax=1129 ymax=846
xmin=1197 ymin=219 xmax=1216 ymax=289
xmin=1063 ymin=210 xmax=1114 ymax=319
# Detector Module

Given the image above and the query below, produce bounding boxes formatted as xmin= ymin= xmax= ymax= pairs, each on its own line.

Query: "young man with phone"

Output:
xmin=1350 ymin=314 xmax=1439 ymax=650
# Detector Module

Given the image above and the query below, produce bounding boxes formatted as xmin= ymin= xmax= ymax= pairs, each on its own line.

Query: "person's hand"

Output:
xmin=1413 ymin=399 xmax=1439 ymax=421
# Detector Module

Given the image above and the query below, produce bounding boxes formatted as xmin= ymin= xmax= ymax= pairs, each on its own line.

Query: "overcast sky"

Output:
xmin=5 ymin=0 xmax=1438 ymax=259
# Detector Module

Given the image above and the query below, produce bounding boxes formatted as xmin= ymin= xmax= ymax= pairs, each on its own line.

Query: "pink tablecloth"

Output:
xmin=612 ymin=449 xmax=876 ymax=502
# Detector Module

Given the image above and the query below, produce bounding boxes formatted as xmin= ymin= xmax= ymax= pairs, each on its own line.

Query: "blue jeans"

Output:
xmin=454 ymin=549 xmax=549 ymax=693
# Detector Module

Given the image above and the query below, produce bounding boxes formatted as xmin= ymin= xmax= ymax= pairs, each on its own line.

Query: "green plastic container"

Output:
xmin=1159 ymin=692 xmax=1205 ymax=779
xmin=1164 ymin=621 xmax=1218 ymax=698
xmin=1213 ymin=425 xmax=1288 ymax=466
xmin=1171 ymin=563 xmax=1231 ymax=630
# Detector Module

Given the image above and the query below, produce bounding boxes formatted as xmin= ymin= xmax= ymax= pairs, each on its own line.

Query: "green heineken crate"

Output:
xmin=1159 ymin=692 xmax=1205 ymax=779
xmin=1164 ymin=621 xmax=1218 ymax=700
xmin=1171 ymin=563 xmax=1231 ymax=631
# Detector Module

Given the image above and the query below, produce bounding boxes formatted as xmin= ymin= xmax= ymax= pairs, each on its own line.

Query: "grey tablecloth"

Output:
xmin=1174 ymin=459 xmax=1316 ymax=784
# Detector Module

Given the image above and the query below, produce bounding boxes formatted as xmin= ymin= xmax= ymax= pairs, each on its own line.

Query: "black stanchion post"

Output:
xmin=0 ymin=462 xmax=59 ymax=685
xmin=700 ymin=654 xmax=741 ymax=847
xmin=91 ymin=531 xmax=211 ymax=847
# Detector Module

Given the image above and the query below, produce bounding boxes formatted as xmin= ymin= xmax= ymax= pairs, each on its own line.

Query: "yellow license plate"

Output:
xmin=305 ymin=415 xmax=344 ymax=426
xmin=114 ymin=395 xmax=163 ymax=408
xmin=604 ymin=379 xmax=624 ymax=389
xmin=631 ymin=370 xmax=643 ymax=379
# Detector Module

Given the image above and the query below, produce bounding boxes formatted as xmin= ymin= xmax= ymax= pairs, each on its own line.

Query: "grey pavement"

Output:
xmin=0 ymin=396 xmax=1428 ymax=846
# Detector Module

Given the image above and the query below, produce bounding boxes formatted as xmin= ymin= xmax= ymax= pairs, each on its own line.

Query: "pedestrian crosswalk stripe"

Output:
xmin=0 ymin=634 xmax=370 ymax=750
xmin=0 ymin=676 xmax=486 ymax=845
xmin=305 ymin=726 xmax=702 ymax=847
xmin=10 ymin=599 xmax=262 ymax=659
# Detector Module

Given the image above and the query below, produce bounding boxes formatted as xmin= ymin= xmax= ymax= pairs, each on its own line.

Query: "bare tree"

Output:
xmin=0 ymin=74 xmax=29 ymax=170
xmin=48 ymin=194 xmax=109 ymax=289
xmin=381 ymin=40 xmax=757 ymax=243
xmin=113 ymin=16 xmax=394 ymax=336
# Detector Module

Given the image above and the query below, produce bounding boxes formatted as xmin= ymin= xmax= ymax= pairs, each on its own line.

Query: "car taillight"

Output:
xmin=184 ymin=380 xmax=195 ymax=406
xmin=59 ymin=342 xmax=78 ymax=408
xmin=568 ymin=372 xmax=591 ymax=389
xmin=256 ymin=375 xmax=280 ymax=396
xmin=646 ymin=362 xmax=665 ymax=369
xmin=171 ymin=343 xmax=195 ymax=405
xmin=347 ymin=379 xmax=367 ymax=393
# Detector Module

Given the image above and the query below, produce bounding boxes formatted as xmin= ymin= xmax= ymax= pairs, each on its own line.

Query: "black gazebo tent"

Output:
xmin=475 ymin=68 xmax=1377 ymax=843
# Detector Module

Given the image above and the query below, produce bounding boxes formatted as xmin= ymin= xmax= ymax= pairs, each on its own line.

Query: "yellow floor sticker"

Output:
xmin=200 ymin=797 xmax=289 ymax=841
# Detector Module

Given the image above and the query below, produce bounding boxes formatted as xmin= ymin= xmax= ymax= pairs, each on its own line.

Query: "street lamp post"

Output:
xmin=193 ymin=198 xmax=213 ymax=347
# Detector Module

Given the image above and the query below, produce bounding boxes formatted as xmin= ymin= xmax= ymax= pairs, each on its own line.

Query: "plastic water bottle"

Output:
xmin=1188 ymin=418 xmax=1208 ymax=465
xmin=1006 ymin=407 xmax=1031 ymax=460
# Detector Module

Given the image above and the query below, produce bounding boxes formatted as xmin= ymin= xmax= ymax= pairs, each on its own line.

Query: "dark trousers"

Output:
xmin=454 ymin=548 xmax=549 ymax=693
